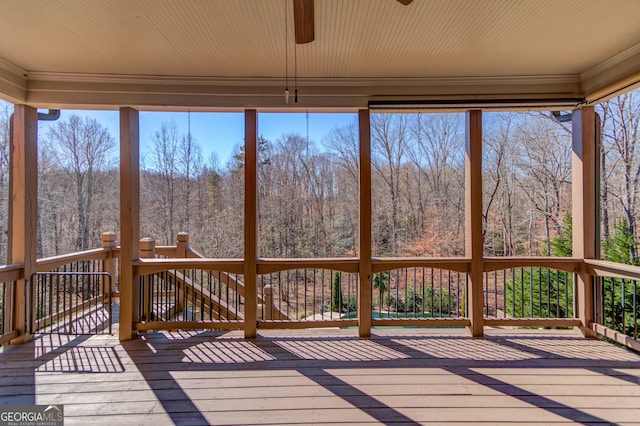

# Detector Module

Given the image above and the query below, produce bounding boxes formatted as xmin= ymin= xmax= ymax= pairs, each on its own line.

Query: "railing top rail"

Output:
xmin=257 ymin=258 xmax=360 ymax=274
xmin=186 ymin=247 xmax=205 ymax=259
xmin=585 ymin=259 xmax=640 ymax=280
xmin=372 ymin=257 xmax=471 ymax=273
xmin=0 ymin=264 xmax=23 ymax=282
xmin=36 ymin=248 xmax=111 ymax=272
xmin=484 ymin=257 xmax=582 ymax=273
xmin=135 ymin=258 xmax=244 ymax=275
xmin=32 ymin=271 xmax=112 ymax=277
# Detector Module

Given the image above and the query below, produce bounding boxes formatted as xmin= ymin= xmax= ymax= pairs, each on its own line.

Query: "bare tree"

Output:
xmin=483 ymin=113 xmax=522 ymax=256
xmin=45 ymin=115 xmax=115 ymax=250
xmin=517 ymin=115 xmax=572 ymax=254
xmin=599 ymin=92 xmax=640 ymax=261
xmin=0 ymin=101 xmax=11 ymax=260
xmin=146 ymin=121 xmax=180 ymax=245
xmin=371 ymin=114 xmax=411 ymax=255
xmin=407 ymin=113 xmax=465 ymax=255
xmin=179 ymin=129 xmax=203 ymax=236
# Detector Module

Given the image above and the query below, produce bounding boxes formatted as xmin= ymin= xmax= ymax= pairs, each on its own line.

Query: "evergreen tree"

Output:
xmin=331 ymin=272 xmax=343 ymax=312
xmin=603 ymin=219 xmax=639 ymax=265
xmin=505 ymin=214 xmax=574 ymax=319
xmin=601 ymin=219 xmax=640 ymax=336
xmin=548 ymin=213 xmax=572 ymax=257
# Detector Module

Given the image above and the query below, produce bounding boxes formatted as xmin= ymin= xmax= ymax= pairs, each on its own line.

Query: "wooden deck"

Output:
xmin=1 ymin=315 xmax=640 ymax=425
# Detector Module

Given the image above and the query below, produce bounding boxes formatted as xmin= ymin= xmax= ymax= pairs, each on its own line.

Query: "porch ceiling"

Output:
xmin=1 ymin=0 xmax=640 ymax=110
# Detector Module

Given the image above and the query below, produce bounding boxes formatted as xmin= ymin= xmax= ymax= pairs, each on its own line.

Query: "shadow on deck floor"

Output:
xmin=1 ymin=314 xmax=640 ymax=425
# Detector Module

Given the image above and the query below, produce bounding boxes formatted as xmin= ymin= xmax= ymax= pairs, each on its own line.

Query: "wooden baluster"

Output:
xmin=263 ymin=285 xmax=273 ymax=321
xmin=139 ymin=238 xmax=155 ymax=322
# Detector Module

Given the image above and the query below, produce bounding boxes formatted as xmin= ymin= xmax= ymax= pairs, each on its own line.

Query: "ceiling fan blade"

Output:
xmin=294 ymin=0 xmax=314 ymax=44
xmin=396 ymin=0 xmax=414 ymax=4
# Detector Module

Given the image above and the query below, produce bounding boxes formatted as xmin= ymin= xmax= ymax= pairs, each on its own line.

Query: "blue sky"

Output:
xmin=37 ymin=109 xmax=357 ymax=166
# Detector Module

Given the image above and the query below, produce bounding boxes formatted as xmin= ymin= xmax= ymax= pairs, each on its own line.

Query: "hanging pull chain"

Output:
xmin=306 ymin=110 xmax=310 ymax=150
xmin=284 ymin=0 xmax=289 ymax=104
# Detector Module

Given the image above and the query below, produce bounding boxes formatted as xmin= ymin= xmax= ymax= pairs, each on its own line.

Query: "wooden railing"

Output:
xmin=1 ymin=231 xmax=639 ymax=352
xmin=129 ymin=242 xmax=592 ymax=332
xmin=0 ymin=265 xmax=23 ymax=345
xmin=0 ymin=232 xmax=118 ymax=344
xmin=585 ymin=259 xmax=640 ymax=352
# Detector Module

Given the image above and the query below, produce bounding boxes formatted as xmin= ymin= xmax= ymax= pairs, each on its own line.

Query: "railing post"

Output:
xmin=139 ymin=238 xmax=155 ymax=322
xmin=465 ymin=110 xmax=484 ymax=337
xmin=8 ymin=105 xmax=38 ymax=344
xmin=176 ymin=232 xmax=189 ymax=257
xmin=139 ymin=238 xmax=156 ymax=259
xmin=572 ymin=106 xmax=597 ymax=337
xmin=263 ymin=285 xmax=273 ymax=320
xmin=101 ymin=232 xmax=117 ymax=300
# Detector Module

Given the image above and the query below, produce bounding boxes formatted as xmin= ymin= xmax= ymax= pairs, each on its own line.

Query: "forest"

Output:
xmin=0 ymin=90 xmax=638 ymax=266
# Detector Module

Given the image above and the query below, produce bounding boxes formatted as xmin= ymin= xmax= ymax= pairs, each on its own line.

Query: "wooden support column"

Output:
xmin=465 ymin=110 xmax=484 ymax=337
xmin=572 ymin=106 xmax=597 ymax=337
xmin=119 ymin=107 xmax=140 ymax=341
xmin=358 ymin=109 xmax=372 ymax=338
xmin=8 ymin=105 xmax=38 ymax=343
xmin=244 ymin=110 xmax=258 ymax=338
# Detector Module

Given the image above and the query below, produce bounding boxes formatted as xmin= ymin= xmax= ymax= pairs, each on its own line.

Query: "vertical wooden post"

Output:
xmin=119 ymin=107 xmax=140 ymax=341
xmin=572 ymin=106 xmax=597 ymax=337
xmin=465 ymin=110 xmax=484 ymax=337
xmin=176 ymin=232 xmax=189 ymax=257
xmin=8 ymin=105 xmax=38 ymax=343
xmin=139 ymin=238 xmax=156 ymax=258
xmin=358 ymin=109 xmax=372 ymax=338
xmin=244 ymin=110 xmax=258 ymax=338
xmin=101 ymin=231 xmax=117 ymax=299
xmin=139 ymin=238 xmax=155 ymax=322
xmin=263 ymin=285 xmax=273 ymax=320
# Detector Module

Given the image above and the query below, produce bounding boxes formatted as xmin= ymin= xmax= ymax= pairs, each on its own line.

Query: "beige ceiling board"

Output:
xmin=0 ymin=0 xmax=639 ymax=108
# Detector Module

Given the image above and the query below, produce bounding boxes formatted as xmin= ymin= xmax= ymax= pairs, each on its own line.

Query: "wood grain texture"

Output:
xmin=358 ymin=109 xmax=372 ymax=337
xmin=119 ymin=107 xmax=140 ymax=341
xmin=465 ymin=110 xmax=484 ymax=337
xmin=572 ymin=107 xmax=597 ymax=336
xmin=1 ymin=328 xmax=639 ymax=425
xmin=293 ymin=0 xmax=314 ymax=44
xmin=244 ymin=110 xmax=258 ymax=338
xmin=8 ymin=105 xmax=37 ymax=341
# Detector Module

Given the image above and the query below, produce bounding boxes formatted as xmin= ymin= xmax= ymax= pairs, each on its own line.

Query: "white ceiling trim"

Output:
xmin=25 ymin=71 xmax=581 ymax=88
xmin=0 ymin=58 xmax=27 ymax=102
xmin=581 ymin=42 xmax=640 ymax=102
xmin=21 ymin=71 xmax=582 ymax=110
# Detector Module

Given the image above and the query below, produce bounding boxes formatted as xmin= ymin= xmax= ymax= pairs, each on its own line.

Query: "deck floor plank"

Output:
xmin=1 ymin=327 xmax=639 ymax=425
